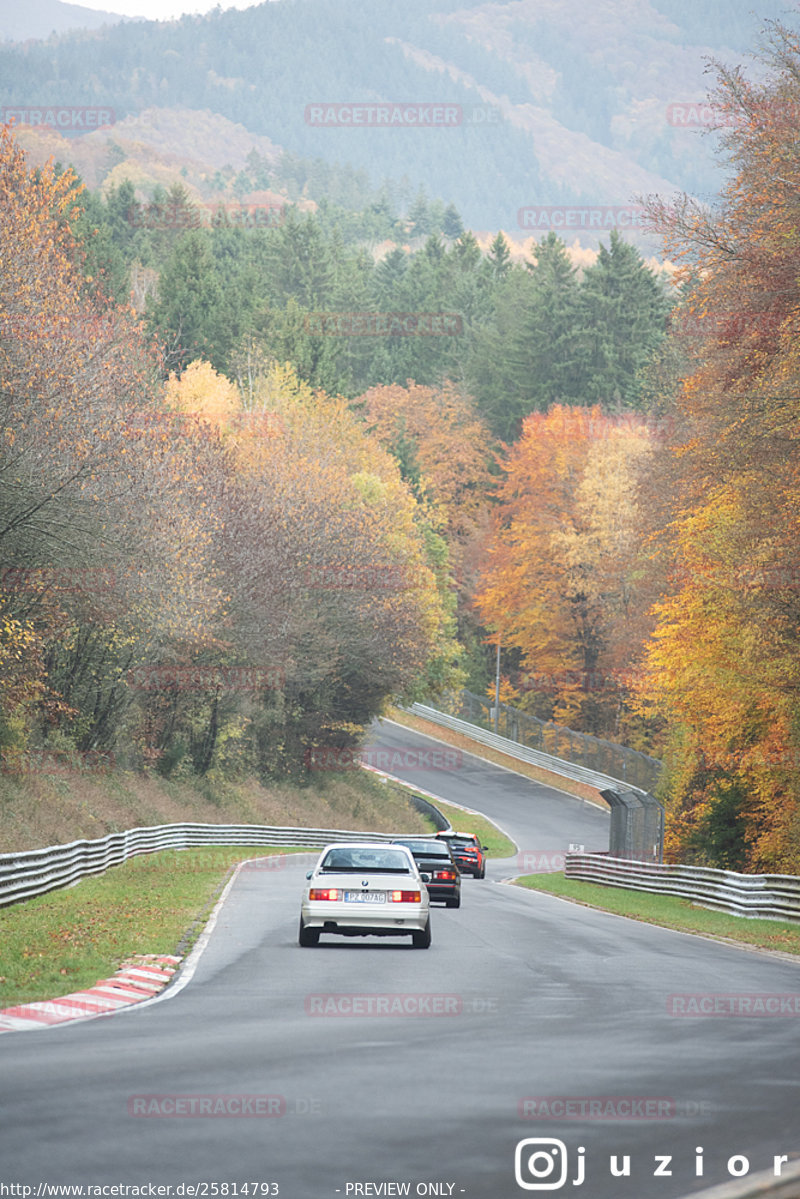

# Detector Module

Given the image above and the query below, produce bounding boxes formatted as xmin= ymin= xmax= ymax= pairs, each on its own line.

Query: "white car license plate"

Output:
xmin=344 ymin=891 xmax=386 ymax=903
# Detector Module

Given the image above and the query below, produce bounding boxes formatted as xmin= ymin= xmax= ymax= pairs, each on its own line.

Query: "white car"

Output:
xmin=299 ymin=842 xmax=432 ymax=948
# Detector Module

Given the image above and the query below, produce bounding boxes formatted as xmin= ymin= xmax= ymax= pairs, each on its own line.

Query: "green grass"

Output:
xmin=516 ymin=872 xmax=800 ymax=956
xmin=0 ymin=773 xmax=490 ymax=1012
xmin=0 ymin=846 xmax=307 ymax=1008
xmin=411 ymin=793 xmax=517 ymax=859
xmin=0 ymin=760 xmax=433 ymax=854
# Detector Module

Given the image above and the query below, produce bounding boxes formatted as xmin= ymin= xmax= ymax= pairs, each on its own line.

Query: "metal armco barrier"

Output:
xmin=447 ymin=689 xmax=663 ymax=793
xmin=407 ymin=702 xmax=666 ymax=861
xmin=409 ymin=702 xmax=642 ymax=794
xmin=0 ymin=821 xmax=417 ymax=909
xmin=565 ymin=852 xmax=800 ymax=923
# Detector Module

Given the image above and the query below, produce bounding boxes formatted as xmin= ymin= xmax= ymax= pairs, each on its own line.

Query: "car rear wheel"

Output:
xmin=412 ymin=919 xmax=431 ymax=948
xmin=298 ymin=918 xmax=320 ymax=947
xmin=445 ymin=895 xmax=460 ymax=908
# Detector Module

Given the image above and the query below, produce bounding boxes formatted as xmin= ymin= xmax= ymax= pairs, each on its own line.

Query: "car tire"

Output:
xmin=445 ymin=895 xmax=460 ymax=908
xmin=478 ymin=864 xmax=486 ymax=878
xmin=298 ymin=918 xmax=320 ymax=947
xmin=412 ymin=919 xmax=432 ymax=948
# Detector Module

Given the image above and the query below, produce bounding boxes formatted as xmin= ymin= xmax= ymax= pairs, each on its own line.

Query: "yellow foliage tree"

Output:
xmin=475 ymin=405 xmax=656 ymax=732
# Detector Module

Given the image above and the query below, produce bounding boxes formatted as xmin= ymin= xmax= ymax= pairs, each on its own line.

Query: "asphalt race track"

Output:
xmin=1 ymin=720 xmax=799 ymax=1198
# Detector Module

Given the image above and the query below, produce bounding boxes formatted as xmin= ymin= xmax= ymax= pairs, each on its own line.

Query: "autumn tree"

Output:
xmin=356 ymin=381 xmax=494 ymax=548
xmin=474 ymin=405 xmax=657 ymax=734
xmin=0 ymin=125 xmax=223 ymax=763
xmin=139 ymin=356 xmax=465 ymax=778
xmin=639 ymin=22 xmax=800 ymax=870
xmin=219 ymin=361 xmax=464 ymax=774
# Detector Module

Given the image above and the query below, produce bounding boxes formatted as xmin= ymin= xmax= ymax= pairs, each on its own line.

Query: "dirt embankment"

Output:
xmin=0 ymin=766 xmax=430 ymax=854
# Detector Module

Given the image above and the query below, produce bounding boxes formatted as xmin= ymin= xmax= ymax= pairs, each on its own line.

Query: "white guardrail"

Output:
xmin=565 ymin=853 xmax=800 ymax=923
xmin=0 ymin=821 xmax=417 ymax=909
xmin=408 ymin=702 xmax=639 ymax=794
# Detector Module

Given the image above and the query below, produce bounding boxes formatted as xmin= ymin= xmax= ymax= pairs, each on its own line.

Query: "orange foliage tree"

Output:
xmin=356 ymin=381 xmax=494 ymax=547
xmin=145 ymin=359 xmax=464 ymax=776
xmin=639 ymin=22 xmax=800 ymax=870
xmin=0 ymin=124 xmax=224 ymax=760
xmin=0 ymin=126 xmax=462 ymax=780
xmin=474 ymin=405 xmax=657 ymax=734
xmin=356 ymin=380 xmax=494 ymax=685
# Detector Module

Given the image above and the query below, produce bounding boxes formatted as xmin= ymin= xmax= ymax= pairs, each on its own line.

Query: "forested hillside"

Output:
xmin=0 ymin=0 xmax=792 ymax=230
xmin=3 ymin=7 xmax=800 ymax=876
xmin=0 ymin=0 xmax=125 ymax=43
xmin=75 ymin=178 xmax=670 ymax=435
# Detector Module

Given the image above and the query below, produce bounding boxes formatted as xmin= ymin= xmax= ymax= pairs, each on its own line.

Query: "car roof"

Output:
xmin=392 ymin=836 xmax=447 ymax=845
xmin=320 ymin=841 xmax=415 ymax=850
xmin=392 ymin=839 xmax=452 ymax=852
xmin=316 ymin=842 xmax=418 ymax=865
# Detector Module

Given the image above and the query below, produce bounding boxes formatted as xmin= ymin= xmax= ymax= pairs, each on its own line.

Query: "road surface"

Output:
xmin=1 ymin=720 xmax=798 ymax=1198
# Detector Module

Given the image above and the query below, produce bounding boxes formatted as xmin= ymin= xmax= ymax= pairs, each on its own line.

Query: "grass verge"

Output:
xmin=0 ymin=762 xmax=432 ymax=854
xmin=516 ymin=872 xmax=800 ymax=956
xmin=0 ymin=846 xmax=308 ymax=1008
xmin=0 ymin=767 xmax=454 ymax=1010
xmin=413 ymin=793 xmax=516 ymax=859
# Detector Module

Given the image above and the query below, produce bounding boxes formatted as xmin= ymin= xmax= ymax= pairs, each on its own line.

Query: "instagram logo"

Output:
xmin=515 ymin=1139 xmax=584 ymax=1190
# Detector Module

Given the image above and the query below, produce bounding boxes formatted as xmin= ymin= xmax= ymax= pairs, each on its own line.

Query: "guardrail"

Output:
xmin=408 ymin=702 xmax=645 ymax=796
xmin=0 ymin=821 xmax=417 ymax=910
xmin=564 ymin=852 xmax=800 ymax=923
xmin=446 ymin=689 xmax=663 ymax=793
xmin=405 ymin=702 xmax=665 ymax=860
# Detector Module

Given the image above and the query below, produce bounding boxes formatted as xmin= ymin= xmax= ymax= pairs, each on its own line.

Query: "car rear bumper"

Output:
xmin=301 ymin=900 xmax=429 ymax=934
xmin=426 ymin=884 xmax=460 ymax=901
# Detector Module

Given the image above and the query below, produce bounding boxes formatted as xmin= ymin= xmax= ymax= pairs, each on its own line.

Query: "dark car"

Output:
xmin=434 ymin=831 xmax=487 ymax=878
xmin=391 ymin=837 xmax=462 ymax=908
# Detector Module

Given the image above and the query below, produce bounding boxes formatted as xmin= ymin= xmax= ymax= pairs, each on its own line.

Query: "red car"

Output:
xmin=435 ymin=831 xmax=487 ymax=879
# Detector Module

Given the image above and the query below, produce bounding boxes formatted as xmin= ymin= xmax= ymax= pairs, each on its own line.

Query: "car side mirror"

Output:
xmin=420 ymin=873 xmax=431 ymax=883
xmin=306 ymin=871 xmax=313 ymax=880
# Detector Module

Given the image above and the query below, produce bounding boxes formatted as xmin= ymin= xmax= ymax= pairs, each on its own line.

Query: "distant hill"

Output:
xmin=0 ymin=0 xmax=794 ymax=235
xmin=9 ymin=106 xmax=282 ymax=189
xmin=0 ymin=0 xmax=132 ymax=42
